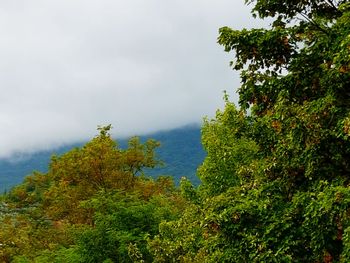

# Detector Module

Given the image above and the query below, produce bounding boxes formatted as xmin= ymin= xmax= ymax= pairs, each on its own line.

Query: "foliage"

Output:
xmin=76 ymin=190 xmax=180 ymax=263
xmin=0 ymin=126 xmax=184 ymax=262
xmin=2 ymin=1 xmax=350 ymax=262
xmin=150 ymin=1 xmax=350 ymax=262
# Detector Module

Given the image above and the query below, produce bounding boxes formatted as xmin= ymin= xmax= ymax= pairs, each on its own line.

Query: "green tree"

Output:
xmin=151 ymin=1 xmax=350 ymax=262
xmin=76 ymin=189 xmax=181 ymax=263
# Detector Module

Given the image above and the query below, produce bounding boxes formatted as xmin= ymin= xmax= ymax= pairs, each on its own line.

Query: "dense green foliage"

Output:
xmin=1 ymin=0 xmax=350 ymax=262
xmin=150 ymin=0 xmax=350 ymax=262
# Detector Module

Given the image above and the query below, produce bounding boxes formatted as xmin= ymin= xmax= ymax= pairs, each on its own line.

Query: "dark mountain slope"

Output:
xmin=0 ymin=125 xmax=205 ymax=192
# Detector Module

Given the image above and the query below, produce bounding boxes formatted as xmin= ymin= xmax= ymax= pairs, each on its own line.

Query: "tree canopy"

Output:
xmin=0 ymin=126 xmax=184 ymax=262
xmin=1 ymin=1 xmax=350 ymax=262
xmin=151 ymin=0 xmax=350 ymax=262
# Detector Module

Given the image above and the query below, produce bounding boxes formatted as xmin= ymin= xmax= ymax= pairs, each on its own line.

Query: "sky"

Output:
xmin=0 ymin=0 xmax=263 ymax=158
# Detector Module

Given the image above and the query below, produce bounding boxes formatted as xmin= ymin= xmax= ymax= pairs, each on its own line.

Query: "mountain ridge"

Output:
xmin=0 ymin=125 xmax=205 ymax=192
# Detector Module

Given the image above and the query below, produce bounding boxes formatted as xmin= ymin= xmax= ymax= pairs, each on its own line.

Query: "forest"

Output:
xmin=1 ymin=0 xmax=350 ymax=262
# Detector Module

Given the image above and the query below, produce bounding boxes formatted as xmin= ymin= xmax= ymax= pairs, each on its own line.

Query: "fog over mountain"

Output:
xmin=0 ymin=0 xmax=263 ymax=158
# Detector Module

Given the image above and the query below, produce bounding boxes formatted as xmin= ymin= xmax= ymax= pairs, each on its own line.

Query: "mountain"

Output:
xmin=0 ymin=125 xmax=205 ymax=193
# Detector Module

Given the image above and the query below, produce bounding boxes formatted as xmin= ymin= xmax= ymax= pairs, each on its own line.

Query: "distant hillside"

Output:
xmin=0 ymin=125 xmax=205 ymax=192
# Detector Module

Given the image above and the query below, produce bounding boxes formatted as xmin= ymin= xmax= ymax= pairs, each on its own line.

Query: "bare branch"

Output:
xmin=326 ymin=0 xmax=338 ymax=10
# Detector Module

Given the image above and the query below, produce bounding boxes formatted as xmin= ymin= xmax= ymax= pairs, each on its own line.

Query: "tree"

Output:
xmin=41 ymin=125 xmax=161 ymax=223
xmin=3 ymin=126 xmax=184 ymax=262
xmin=76 ymin=189 xmax=181 ymax=263
xmin=151 ymin=1 xmax=350 ymax=262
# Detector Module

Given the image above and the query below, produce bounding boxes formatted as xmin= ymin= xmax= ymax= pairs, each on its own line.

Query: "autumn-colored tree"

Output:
xmin=1 ymin=126 xmax=187 ymax=262
xmin=36 ymin=125 xmax=161 ymax=223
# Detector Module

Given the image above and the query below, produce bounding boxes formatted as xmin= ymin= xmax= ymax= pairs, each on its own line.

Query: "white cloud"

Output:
xmin=0 ymin=0 xmax=263 ymax=157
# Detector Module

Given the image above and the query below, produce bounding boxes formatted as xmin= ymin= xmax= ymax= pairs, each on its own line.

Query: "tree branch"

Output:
xmin=299 ymin=12 xmax=329 ymax=34
xmin=326 ymin=0 xmax=338 ymax=10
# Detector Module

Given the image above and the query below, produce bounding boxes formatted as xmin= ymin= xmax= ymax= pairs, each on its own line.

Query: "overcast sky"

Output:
xmin=0 ymin=0 xmax=263 ymax=158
